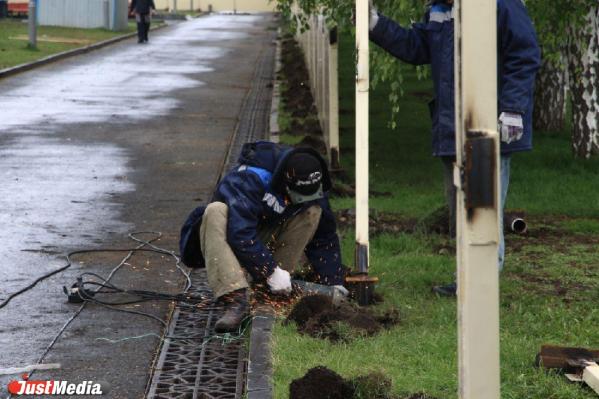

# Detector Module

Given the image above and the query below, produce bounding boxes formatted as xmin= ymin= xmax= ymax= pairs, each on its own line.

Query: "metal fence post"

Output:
xmin=355 ymin=0 xmax=369 ymax=273
xmin=28 ymin=0 xmax=36 ymax=48
xmin=328 ymin=26 xmax=340 ymax=169
xmin=454 ymin=0 xmax=500 ymax=398
xmin=293 ymin=5 xmax=341 ymax=169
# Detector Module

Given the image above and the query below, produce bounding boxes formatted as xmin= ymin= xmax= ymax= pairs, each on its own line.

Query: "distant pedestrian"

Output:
xmin=130 ymin=0 xmax=155 ymax=44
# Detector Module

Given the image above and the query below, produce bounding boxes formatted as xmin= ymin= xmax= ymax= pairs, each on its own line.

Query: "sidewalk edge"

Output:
xmin=0 ymin=23 xmax=169 ymax=79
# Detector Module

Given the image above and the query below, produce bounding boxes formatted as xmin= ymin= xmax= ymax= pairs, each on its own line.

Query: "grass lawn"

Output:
xmin=272 ymin=32 xmax=599 ymax=398
xmin=0 ymin=19 xmax=136 ymax=69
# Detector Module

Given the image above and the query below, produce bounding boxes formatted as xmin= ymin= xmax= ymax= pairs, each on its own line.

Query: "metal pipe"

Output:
xmin=505 ymin=215 xmax=527 ymax=234
xmin=27 ymin=0 xmax=36 ymax=48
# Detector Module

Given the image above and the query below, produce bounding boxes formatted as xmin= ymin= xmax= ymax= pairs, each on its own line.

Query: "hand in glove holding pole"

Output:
xmin=498 ymin=112 xmax=524 ymax=144
xmin=351 ymin=0 xmax=379 ymax=31
xmin=267 ymin=266 xmax=292 ymax=295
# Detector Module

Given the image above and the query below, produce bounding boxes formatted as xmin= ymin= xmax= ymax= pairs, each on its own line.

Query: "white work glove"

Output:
xmin=351 ymin=0 xmax=379 ymax=31
xmin=333 ymin=285 xmax=349 ymax=297
xmin=368 ymin=0 xmax=379 ymax=30
xmin=267 ymin=266 xmax=292 ymax=295
xmin=498 ymin=112 xmax=524 ymax=144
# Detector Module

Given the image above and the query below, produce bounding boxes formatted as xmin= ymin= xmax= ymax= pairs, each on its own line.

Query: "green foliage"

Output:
xmin=527 ymin=0 xmax=596 ymax=63
xmin=276 ymin=0 xmax=428 ymax=128
xmin=277 ymin=0 xmax=596 ymax=128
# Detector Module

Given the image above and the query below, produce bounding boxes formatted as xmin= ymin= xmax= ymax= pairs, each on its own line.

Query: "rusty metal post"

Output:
xmin=328 ymin=26 xmax=340 ymax=170
xmin=454 ymin=0 xmax=500 ymax=398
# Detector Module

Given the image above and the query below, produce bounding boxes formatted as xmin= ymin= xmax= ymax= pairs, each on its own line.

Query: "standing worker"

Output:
xmin=366 ymin=0 xmax=541 ymax=296
xmin=179 ymin=141 xmax=347 ymax=332
xmin=130 ymin=0 xmax=155 ymax=44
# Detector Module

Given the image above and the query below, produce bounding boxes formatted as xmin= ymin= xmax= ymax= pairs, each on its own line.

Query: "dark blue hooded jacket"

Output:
xmin=179 ymin=141 xmax=344 ymax=285
xmin=370 ymin=0 xmax=541 ymax=156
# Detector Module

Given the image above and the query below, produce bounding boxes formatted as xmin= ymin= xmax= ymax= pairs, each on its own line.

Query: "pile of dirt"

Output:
xmin=290 ymin=366 xmax=354 ymax=399
xmin=289 ymin=366 xmax=439 ymax=399
xmin=285 ymin=294 xmax=400 ymax=341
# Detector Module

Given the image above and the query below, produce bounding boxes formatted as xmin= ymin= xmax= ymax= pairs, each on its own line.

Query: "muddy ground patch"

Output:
xmin=289 ymin=366 xmax=439 ymax=399
xmin=285 ymin=294 xmax=400 ymax=341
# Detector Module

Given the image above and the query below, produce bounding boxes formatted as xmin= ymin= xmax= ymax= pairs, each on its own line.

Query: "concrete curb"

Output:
xmin=269 ymin=27 xmax=283 ymax=143
xmin=245 ymin=25 xmax=282 ymax=399
xmin=246 ymin=307 xmax=276 ymax=399
xmin=0 ymin=23 xmax=169 ymax=79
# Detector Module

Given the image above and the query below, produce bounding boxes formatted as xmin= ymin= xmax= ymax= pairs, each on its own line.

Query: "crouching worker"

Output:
xmin=179 ymin=141 xmax=347 ymax=333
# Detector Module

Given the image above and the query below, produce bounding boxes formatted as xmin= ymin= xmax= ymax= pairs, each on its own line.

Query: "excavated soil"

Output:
xmin=290 ymin=366 xmax=354 ymax=399
xmin=280 ymin=36 xmax=323 ymax=138
xmin=336 ymin=208 xmax=418 ymax=236
xmin=285 ymin=294 xmax=400 ymax=341
xmin=289 ymin=366 xmax=439 ymax=399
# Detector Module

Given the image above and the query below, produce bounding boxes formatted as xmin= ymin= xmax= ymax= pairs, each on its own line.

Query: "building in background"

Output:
xmin=38 ymin=0 xmax=129 ymax=30
xmin=153 ymin=0 xmax=275 ymax=12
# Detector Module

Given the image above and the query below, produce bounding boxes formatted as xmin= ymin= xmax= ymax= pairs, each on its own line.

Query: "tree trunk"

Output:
xmin=533 ymin=54 xmax=567 ymax=132
xmin=567 ymin=7 xmax=599 ymax=158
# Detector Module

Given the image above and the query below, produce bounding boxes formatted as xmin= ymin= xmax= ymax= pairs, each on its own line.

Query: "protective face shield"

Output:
xmin=284 ymin=154 xmax=325 ymax=205
xmin=286 ymin=182 xmax=324 ymax=204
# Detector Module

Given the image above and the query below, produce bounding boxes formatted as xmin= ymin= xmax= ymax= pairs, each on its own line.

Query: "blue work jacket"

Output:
xmin=370 ymin=0 xmax=541 ymax=156
xmin=179 ymin=141 xmax=344 ymax=285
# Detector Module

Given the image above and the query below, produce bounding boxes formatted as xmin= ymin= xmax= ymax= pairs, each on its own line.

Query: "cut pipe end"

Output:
xmin=508 ymin=217 xmax=527 ymax=234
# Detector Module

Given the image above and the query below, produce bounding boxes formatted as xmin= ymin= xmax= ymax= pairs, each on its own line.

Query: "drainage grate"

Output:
xmin=147 ymin=16 xmax=276 ymax=399
xmin=146 ymin=270 xmax=247 ymax=399
xmin=222 ymin=25 xmax=276 ymax=173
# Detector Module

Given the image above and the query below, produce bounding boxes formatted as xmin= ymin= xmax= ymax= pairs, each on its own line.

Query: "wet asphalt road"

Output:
xmin=0 ymin=14 xmax=276 ymax=398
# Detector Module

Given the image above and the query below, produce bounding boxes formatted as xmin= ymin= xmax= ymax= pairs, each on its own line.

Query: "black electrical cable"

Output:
xmin=0 ymin=232 xmax=191 ymax=310
xmin=74 ymin=271 xmax=208 ymax=306
xmin=23 ymin=232 xmax=196 ymax=379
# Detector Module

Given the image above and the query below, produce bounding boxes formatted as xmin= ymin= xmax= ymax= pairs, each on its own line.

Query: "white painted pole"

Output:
xmin=355 ymin=0 xmax=369 ymax=273
xmin=454 ymin=0 xmax=500 ymax=398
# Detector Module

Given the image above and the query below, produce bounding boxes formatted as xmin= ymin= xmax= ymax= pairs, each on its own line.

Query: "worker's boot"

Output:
xmin=214 ymin=289 xmax=249 ymax=333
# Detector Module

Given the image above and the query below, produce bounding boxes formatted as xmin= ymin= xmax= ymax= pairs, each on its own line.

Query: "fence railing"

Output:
xmin=294 ymin=11 xmax=340 ymax=169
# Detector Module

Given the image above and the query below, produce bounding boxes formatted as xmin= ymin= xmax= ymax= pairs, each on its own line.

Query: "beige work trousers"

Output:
xmin=199 ymin=201 xmax=322 ymax=299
